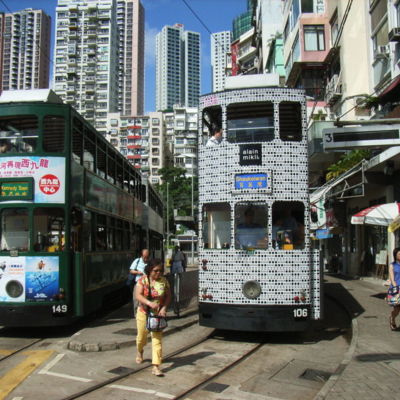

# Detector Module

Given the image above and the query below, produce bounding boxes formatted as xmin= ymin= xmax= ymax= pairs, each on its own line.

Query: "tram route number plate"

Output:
xmin=293 ymin=308 xmax=308 ymax=319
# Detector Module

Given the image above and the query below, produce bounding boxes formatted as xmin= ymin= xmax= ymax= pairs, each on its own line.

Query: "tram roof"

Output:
xmin=0 ymin=89 xmax=63 ymax=104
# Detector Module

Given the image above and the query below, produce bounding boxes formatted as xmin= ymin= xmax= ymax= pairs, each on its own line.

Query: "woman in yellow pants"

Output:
xmin=135 ymin=259 xmax=171 ymax=376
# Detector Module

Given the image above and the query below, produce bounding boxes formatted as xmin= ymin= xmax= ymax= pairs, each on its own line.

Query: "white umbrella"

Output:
xmin=351 ymin=202 xmax=400 ymax=226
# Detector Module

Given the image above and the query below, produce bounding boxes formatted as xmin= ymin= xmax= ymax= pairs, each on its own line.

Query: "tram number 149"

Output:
xmin=52 ymin=305 xmax=68 ymax=314
xmin=293 ymin=308 xmax=308 ymax=318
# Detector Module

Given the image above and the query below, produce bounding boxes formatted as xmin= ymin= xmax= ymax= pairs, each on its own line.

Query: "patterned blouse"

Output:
xmin=137 ymin=275 xmax=170 ymax=314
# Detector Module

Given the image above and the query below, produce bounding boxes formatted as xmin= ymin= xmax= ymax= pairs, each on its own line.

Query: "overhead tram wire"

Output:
xmin=0 ymin=0 xmax=11 ymax=12
xmin=180 ymin=0 xmax=226 ymax=52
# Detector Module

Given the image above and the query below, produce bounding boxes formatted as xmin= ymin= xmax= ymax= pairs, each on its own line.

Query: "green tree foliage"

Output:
xmin=326 ymin=150 xmax=371 ymax=181
xmin=155 ymin=166 xmax=198 ymax=232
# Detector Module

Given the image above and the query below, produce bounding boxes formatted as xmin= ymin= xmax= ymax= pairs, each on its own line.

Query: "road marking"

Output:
xmin=109 ymin=384 xmax=175 ymax=399
xmin=38 ymin=353 xmax=92 ymax=383
xmin=11 ymin=397 xmax=23 ymax=400
xmin=0 ymin=350 xmax=53 ymax=400
xmin=0 ymin=349 xmax=13 ymax=356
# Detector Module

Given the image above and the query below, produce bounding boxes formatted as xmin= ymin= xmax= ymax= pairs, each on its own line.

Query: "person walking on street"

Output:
xmin=171 ymin=246 xmax=186 ymax=274
xmin=389 ymin=247 xmax=400 ymax=330
xmin=128 ymin=249 xmax=149 ymax=315
xmin=135 ymin=259 xmax=171 ymax=376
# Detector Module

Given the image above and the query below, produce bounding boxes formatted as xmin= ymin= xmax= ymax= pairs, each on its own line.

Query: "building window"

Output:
xmin=304 ymin=25 xmax=325 ymax=51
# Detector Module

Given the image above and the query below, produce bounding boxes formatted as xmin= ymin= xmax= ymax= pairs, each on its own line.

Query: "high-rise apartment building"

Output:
xmin=116 ymin=0 xmax=144 ymax=116
xmin=0 ymin=9 xmax=51 ymax=93
xmin=211 ymin=31 xmax=231 ymax=92
xmin=155 ymin=24 xmax=200 ymax=111
xmin=53 ymin=0 xmax=144 ymax=133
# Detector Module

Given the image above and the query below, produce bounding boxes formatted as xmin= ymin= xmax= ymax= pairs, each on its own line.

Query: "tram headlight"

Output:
xmin=242 ymin=280 xmax=261 ymax=299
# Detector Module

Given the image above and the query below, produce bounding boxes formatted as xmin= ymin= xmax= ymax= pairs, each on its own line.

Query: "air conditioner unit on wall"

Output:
xmin=374 ymin=45 xmax=390 ymax=59
xmin=389 ymin=27 xmax=400 ymax=42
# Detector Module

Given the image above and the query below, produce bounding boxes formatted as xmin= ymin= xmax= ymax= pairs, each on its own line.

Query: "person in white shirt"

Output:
xmin=206 ymin=124 xmax=222 ymax=146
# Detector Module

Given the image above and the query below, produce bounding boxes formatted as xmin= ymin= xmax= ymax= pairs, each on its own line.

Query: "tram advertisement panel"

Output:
xmin=0 ymin=256 xmax=59 ymax=302
xmin=0 ymin=156 xmax=65 ymax=203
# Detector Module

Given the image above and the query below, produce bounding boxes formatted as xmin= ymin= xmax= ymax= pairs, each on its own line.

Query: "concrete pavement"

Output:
xmin=66 ymin=275 xmax=400 ymax=399
xmin=318 ymin=274 xmax=400 ymax=400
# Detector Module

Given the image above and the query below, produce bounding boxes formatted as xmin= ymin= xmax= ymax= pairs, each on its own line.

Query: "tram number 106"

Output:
xmin=293 ymin=308 xmax=308 ymax=318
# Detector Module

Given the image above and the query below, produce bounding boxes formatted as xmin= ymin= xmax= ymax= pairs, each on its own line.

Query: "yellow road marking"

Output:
xmin=0 ymin=350 xmax=54 ymax=400
xmin=0 ymin=350 xmax=13 ymax=356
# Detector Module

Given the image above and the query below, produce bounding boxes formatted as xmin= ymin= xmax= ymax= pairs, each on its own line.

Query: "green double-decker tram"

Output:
xmin=0 ymin=89 xmax=163 ymax=326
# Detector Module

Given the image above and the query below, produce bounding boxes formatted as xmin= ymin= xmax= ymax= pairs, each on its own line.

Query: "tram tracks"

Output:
xmin=60 ymin=332 xmax=264 ymax=400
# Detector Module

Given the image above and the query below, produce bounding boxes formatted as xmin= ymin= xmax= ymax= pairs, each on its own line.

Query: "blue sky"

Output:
xmin=0 ymin=0 xmax=247 ymax=113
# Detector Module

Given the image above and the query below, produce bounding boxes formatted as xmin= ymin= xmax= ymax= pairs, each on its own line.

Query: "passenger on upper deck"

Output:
xmin=206 ymin=123 xmax=222 ymax=146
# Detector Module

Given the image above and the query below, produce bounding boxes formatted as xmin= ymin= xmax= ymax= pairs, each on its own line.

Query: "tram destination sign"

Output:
xmin=239 ymin=144 xmax=262 ymax=166
xmin=0 ymin=178 xmax=33 ymax=200
xmin=235 ymin=173 xmax=269 ymax=190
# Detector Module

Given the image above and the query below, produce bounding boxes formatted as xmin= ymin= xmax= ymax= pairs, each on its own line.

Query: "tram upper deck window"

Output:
xmin=279 ymin=102 xmax=302 ymax=141
xmin=1 ymin=208 xmax=29 ymax=251
xmin=43 ymin=116 xmax=65 ymax=152
xmin=202 ymin=203 xmax=231 ymax=249
xmin=202 ymin=106 xmax=222 ymax=145
xmin=0 ymin=115 xmax=38 ymax=153
xmin=33 ymin=208 xmax=65 ymax=252
xmin=272 ymin=201 xmax=304 ymax=250
xmin=227 ymin=102 xmax=274 ymax=143
xmin=235 ymin=204 xmax=268 ymax=250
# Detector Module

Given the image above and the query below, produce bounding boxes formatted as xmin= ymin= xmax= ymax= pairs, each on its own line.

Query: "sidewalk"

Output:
xmin=318 ymin=274 xmax=400 ymax=400
xmin=67 ymin=302 xmax=198 ymax=352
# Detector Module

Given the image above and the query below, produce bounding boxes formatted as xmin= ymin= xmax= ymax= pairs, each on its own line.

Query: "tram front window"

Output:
xmin=272 ymin=201 xmax=305 ymax=250
xmin=227 ymin=102 xmax=274 ymax=143
xmin=235 ymin=204 xmax=268 ymax=250
xmin=0 ymin=116 xmax=38 ymax=153
xmin=202 ymin=203 xmax=231 ymax=249
xmin=0 ymin=208 xmax=29 ymax=251
xmin=33 ymin=208 xmax=65 ymax=252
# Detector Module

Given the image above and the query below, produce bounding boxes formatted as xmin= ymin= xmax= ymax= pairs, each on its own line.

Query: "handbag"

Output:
xmin=146 ymin=312 xmax=168 ymax=332
xmin=386 ymin=285 xmax=400 ymax=306
xmin=145 ymin=276 xmax=168 ymax=332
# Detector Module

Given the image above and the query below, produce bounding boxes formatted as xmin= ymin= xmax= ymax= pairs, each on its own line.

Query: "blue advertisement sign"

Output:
xmin=235 ymin=173 xmax=268 ymax=190
xmin=316 ymin=229 xmax=333 ymax=239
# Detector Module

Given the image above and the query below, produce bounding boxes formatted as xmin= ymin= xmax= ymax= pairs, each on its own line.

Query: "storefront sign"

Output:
xmin=316 ymin=229 xmax=333 ymax=239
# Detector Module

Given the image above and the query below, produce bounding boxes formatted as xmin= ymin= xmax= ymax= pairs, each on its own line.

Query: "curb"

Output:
xmin=67 ymin=309 xmax=199 ymax=352
xmin=313 ymin=291 xmax=359 ymax=400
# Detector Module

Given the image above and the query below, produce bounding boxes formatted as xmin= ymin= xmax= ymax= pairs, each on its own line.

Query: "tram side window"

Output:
xmin=0 ymin=115 xmax=38 ymax=153
xmin=235 ymin=204 xmax=268 ymax=250
xmin=279 ymin=102 xmax=302 ymax=141
xmin=272 ymin=201 xmax=305 ymax=250
xmin=202 ymin=106 xmax=222 ymax=145
xmin=202 ymin=203 xmax=231 ymax=249
xmin=71 ymin=207 xmax=82 ymax=252
xmin=43 ymin=116 xmax=65 ymax=152
xmin=33 ymin=208 xmax=65 ymax=252
xmin=227 ymin=102 xmax=274 ymax=143
xmin=96 ymin=215 xmax=107 ymax=251
xmin=0 ymin=208 xmax=29 ymax=251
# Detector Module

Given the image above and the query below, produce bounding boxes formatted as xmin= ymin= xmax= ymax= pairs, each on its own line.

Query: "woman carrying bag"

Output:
xmin=135 ymin=258 xmax=171 ymax=376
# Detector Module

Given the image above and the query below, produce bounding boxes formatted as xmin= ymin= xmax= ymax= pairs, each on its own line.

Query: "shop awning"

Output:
xmin=389 ymin=214 xmax=400 ymax=232
xmin=351 ymin=202 xmax=400 ymax=226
